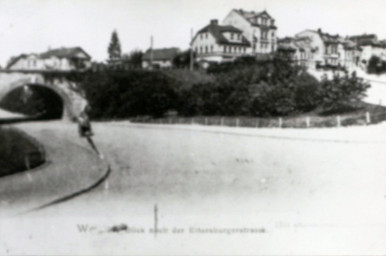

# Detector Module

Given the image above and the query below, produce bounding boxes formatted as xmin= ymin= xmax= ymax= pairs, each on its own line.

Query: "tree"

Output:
xmin=108 ymin=30 xmax=122 ymax=64
xmin=122 ymin=49 xmax=143 ymax=69
xmin=367 ymin=55 xmax=386 ymax=74
xmin=318 ymin=72 xmax=371 ymax=114
xmin=172 ymin=50 xmax=196 ymax=69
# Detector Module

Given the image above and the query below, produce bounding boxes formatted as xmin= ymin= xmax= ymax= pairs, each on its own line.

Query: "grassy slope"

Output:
xmin=0 ymin=127 xmax=45 ymax=177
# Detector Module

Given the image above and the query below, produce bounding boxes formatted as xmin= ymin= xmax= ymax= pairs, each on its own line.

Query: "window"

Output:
xmin=200 ymin=33 xmax=203 ymax=39
xmin=238 ymin=34 xmax=241 ymax=40
xmin=205 ymin=46 xmax=208 ymax=53
xmin=261 ymin=31 xmax=268 ymax=40
xmin=223 ymin=46 xmax=227 ymax=53
xmin=200 ymin=46 xmax=203 ymax=53
xmin=211 ymin=45 xmax=214 ymax=52
xmin=206 ymin=33 xmax=208 ymax=39
xmin=231 ymin=33 xmax=234 ymax=40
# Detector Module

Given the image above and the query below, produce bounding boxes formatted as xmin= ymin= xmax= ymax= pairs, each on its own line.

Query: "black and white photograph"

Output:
xmin=0 ymin=0 xmax=385 ymax=255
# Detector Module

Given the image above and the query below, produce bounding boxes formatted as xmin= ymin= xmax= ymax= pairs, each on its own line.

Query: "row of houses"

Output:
xmin=188 ymin=8 xmax=386 ymax=71
xmin=5 ymin=8 xmax=386 ymax=72
xmin=277 ymin=30 xmax=386 ymax=70
xmin=140 ymin=9 xmax=278 ymax=69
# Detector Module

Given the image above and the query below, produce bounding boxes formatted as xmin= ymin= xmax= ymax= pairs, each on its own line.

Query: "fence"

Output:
xmin=131 ymin=111 xmax=386 ymax=129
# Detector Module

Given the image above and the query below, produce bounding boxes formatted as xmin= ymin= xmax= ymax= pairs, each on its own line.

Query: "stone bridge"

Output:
xmin=0 ymin=70 xmax=87 ymax=121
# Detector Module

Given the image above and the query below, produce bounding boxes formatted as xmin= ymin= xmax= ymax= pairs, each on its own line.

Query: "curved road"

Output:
xmin=1 ymin=121 xmax=385 ymax=255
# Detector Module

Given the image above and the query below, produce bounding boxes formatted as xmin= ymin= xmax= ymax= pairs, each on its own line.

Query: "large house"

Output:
xmin=349 ymin=34 xmax=386 ymax=66
xmin=295 ymin=29 xmax=359 ymax=69
xmin=191 ymin=19 xmax=251 ymax=64
xmin=142 ymin=47 xmax=180 ymax=69
xmin=277 ymin=36 xmax=315 ymax=68
xmin=222 ymin=9 xmax=277 ymax=54
xmin=6 ymin=47 xmax=92 ymax=71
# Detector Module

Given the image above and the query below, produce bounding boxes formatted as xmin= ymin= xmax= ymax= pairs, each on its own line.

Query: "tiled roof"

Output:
xmin=40 ymin=47 xmax=91 ymax=59
xmin=142 ymin=47 xmax=180 ymax=61
xmin=195 ymin=22 xmax=251 ymax=46
xmin=6 ymin=47 xmax=91 ymax=69
xmin=317 ymin=29 xmax=341 ymax=44
xmin=349 ymin=34 xmax=381 ymax=46
xmin=233 ymin=9 xmax=277 ymax=29
xmin=278 ymin=36 xmax=313 ymax=52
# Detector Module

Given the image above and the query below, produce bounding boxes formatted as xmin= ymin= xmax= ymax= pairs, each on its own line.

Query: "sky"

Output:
xmin=0 ymin=0 xmax=385 ymax=66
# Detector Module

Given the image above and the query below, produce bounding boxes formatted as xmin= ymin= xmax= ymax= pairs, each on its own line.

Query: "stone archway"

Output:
xmin=0 ymin=72 xmax=87 ymax=121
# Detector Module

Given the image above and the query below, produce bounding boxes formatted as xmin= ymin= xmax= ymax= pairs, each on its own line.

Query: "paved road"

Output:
xmin=1 ymin=121 xmax=384 ymax=255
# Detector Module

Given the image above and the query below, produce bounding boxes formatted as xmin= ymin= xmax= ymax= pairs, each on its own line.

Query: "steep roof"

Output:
xmin=194 ymin=21 xmax=251 ymax=46
xmin=142 ymin=47 xmax=180 ymax=61
xmin=6 ymin=47 xmax=91 ymax=69
xmin=40 ymin=47 xmax=91 ymax=59
xmin=317 ymin=29 xmax=341 ymax=44
xmin=349 ymin=34 xmax=381 ymax=46
xmin=233 ymin=9 xmax=277 ymax=29
xmin=277 ymin=36 xmax=314 ymax=52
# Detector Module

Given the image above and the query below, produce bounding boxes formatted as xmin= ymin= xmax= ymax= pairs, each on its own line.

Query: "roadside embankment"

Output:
xmin=0 ymin=127 xmax=45 ymax=177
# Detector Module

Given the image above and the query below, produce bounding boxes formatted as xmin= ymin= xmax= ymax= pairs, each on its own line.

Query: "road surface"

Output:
xmin=0 ymin=121 xmax=384 ymax=255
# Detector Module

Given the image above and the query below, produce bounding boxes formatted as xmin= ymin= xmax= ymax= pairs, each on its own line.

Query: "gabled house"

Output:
xmin=191 ymin=19 xmax=251 ymax=65
xmin=6 ymin=47 xmax=92 ymax=71
xmin=277 ymin=36 xmax=315 ymax=67
xmin=349 ymin=34 xmax=386 ymax=65
xmin=222 ymin=9 xmax=277 ymax=54
xmin=141 ymin=47 xmax=180 ymax=69
xmin=295 ymin=29 xmax=359 ymax=69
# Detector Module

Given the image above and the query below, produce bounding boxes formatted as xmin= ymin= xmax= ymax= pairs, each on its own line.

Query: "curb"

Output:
xmin=16 ymin=134 xmax=112 ymax=215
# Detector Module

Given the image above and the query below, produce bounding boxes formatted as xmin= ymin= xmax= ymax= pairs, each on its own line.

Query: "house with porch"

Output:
xmin=349 ymin=34 xmax=386 ymax=66
xmin=295 ymin=29 xmax=359 ymax=69
xmin=277 ymin=36 xmax=315 ymax=68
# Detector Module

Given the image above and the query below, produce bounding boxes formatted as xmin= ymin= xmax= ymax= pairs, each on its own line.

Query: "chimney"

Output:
xmin=210 ymin=19 xmax=218 ymax=26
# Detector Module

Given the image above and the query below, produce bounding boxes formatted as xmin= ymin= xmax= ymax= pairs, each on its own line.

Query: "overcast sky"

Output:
xmin=0 ymin=0 xmax=385 ymax=66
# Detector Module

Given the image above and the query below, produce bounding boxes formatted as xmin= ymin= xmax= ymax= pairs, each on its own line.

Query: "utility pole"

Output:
xmin=190 ymin=28 xmax=194 ymax=71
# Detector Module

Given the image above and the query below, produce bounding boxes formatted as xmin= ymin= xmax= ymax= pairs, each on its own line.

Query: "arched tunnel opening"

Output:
xmin=0 ymin=84 xmax=65 ymax=120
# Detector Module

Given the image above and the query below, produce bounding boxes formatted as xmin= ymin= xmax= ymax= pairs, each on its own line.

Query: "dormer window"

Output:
xmin=231 ymin=33 xmax=234 ymax=40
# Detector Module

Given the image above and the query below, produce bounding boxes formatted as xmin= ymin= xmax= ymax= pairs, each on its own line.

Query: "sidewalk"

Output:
xmin=0 ymin=122 xmax=108 ymax=217
xmin=110 ymin=121 xmax=386 ymax=144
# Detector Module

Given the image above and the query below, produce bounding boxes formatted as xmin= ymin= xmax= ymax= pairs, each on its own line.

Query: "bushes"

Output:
xmin=80 ymin=56 xmax=371 ymax=119
xmin=318 ymin=72 xmax=370 ymax=114
xmin=82 ymin=70 xmax=177 ymax=119
xmin=367 ymin=55 xmax=386 ymax=74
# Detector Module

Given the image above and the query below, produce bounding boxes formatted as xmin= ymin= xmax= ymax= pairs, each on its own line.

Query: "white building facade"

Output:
xmin=191 ymin=19 xmax=251 ymax=64
xmin=222 ymin=9 xmax=277 ymax=55
xmin=6 ymin=47 xmax=92 ymax=71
